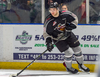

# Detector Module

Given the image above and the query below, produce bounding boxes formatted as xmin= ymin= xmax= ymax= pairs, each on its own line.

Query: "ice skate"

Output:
xmin=63 ymin=62 xmax=79 ymax=74
xmin=66 ymin=67 xmax=79 ymax=74
xmin=78 ymin=64 xmax=90 ymax=73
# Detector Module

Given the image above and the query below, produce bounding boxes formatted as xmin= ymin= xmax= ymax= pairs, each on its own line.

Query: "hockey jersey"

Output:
xmin=43 ymin=10 xmax=78 ymax=43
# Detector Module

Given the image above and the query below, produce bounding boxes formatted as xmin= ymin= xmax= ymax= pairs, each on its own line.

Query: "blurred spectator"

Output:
xmin=89 ymin=0 xmax=100 ymax=24
xmin=15 ymin=0 xmax=30 ymax=11
xmin=78 ymin=0 xmax=86 ymax=24
xmin=45 ymin=0 xmax=53 ymax=9
xmin=45 ymin=0 xmax=53 ymax=16
xmin=61 ymin=3 xmax=68 ymax=11
xmin=27 ymin=0 xmax=37 ymax=23
xmin=33 ymin=0 xmax=42 ymax=23
xmin=0 ymin=0 xmax=7 ymax=23
xmin=0 ymin=0 xmax=42 ymax=23
xmin=0 ymin=0 xmax=7 ymax=11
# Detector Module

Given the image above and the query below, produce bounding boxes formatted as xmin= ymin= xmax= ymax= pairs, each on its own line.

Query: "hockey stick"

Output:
xmin=10 ymin=34 xmax=69 ymax=77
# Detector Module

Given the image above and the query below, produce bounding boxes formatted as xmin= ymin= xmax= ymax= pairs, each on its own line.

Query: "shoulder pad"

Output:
xmin=44 ymin=14 xmax=52 ymax=22
xmin=61 ymin=10 xmax=77 ymax=19
xmin=44 ymin=14 xmax=53 ymax=27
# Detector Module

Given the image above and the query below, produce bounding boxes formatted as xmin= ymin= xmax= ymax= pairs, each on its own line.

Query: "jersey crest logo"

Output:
xmin=53 ymin=21 xmax=57 ymax=26
xmin=57 ymin=23 xmax=65 ymax=31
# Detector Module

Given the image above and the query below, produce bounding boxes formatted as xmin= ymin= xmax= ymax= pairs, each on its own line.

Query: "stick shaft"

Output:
xmin=17 ymin=49 xmax=48 ymax=76
xmin=16 ymin=35 xmax=68 ymax=76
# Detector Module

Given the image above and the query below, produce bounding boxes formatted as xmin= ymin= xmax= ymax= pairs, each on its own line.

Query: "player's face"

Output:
xmin=49 ymin=8 xmax=59 ymax=17
xmin=62 ymin=5 xmax=68 ymax=11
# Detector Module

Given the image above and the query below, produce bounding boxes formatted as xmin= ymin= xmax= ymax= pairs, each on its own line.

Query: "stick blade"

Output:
xmin=9 ymin=74 xmax=17 ymax=77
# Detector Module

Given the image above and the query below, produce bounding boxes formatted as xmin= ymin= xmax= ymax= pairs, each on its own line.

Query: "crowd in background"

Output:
xmin=0 ymin=0 xmax=100 ymax=24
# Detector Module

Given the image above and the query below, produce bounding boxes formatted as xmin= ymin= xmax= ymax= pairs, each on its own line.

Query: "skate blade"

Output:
xmin=67 ymin=72 xmax=80 ymax=74
xmin=79 ymin=69 xmax=90 ymax=74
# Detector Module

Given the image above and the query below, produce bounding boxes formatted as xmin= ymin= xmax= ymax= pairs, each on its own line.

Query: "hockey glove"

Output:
xmin=64 ymin=30 xmax=72 ymax=37
xmin=46 ymin=37 xmax=54 ymax=52
xmin=65 ymin=22 xmax=76 ymax=30
xmin=46 ymin=43 xmax=54 ymax=52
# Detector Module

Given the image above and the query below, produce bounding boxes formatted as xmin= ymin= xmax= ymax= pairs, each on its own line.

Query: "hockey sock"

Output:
xmin=64 ymin=56 xmax=73 ymax=68
xmin=64 ymin=48 xmax=73 ymax=68
xmin=72 ymin=46 xmax=83 ymax=64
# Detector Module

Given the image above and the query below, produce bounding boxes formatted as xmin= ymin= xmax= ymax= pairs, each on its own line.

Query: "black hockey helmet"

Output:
xmin=49 ymin=2 xmax=59 ymax=8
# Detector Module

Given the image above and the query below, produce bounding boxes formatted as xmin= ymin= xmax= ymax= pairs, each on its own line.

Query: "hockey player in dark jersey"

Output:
xmin=43 ymin=2 xmax=90 ymax=74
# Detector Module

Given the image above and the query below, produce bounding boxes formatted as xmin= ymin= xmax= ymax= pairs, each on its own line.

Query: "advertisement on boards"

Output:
xmin=13 ymin=26 xmax=100 ymax=62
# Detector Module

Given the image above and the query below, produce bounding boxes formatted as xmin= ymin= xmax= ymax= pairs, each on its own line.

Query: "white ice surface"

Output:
xmin=0 ymin=69 xmax=97 ymax=77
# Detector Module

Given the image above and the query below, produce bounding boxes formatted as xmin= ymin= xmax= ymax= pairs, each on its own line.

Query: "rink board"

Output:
xmin=0 ymin=24 xmax=100 ymax=72
xmin=0 ymin=62 xmax=96 ymax=72
xmin=13 ymin=25 xmax=99 ymax=61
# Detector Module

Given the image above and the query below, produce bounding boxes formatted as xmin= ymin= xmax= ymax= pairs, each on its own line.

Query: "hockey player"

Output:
xmin=43 ymin=2 xmax=90 ymax=74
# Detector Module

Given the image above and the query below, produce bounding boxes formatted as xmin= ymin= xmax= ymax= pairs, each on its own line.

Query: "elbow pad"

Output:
xmin=66 ymin=22 xmax=77 ymax=30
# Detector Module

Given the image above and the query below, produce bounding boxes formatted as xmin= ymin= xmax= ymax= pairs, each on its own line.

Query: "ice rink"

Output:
xmin=0 ymin=69 xmax=97 ymax=77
